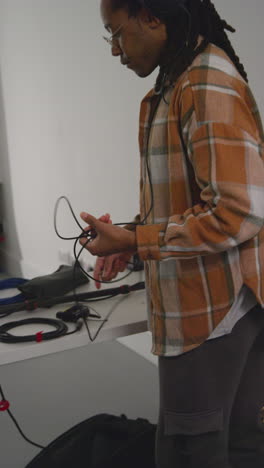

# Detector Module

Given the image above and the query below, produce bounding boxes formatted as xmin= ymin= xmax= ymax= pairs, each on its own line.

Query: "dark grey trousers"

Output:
xmin=156 ymin=304 xmax=264 ymax=468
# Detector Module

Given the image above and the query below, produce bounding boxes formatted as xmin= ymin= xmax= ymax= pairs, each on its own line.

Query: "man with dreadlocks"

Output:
xmin=80 ymin=0 xmax=264 ymax=466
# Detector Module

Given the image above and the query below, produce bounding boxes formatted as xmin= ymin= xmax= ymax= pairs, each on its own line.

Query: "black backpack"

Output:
xmin=25 ymin=413 xmax=157 ymax=468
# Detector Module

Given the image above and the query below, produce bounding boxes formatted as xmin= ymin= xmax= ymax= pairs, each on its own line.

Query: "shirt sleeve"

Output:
xmin=136 ymin=86 xmax=264 ymax=261
xmin=124 ymin=214 xmax=141 ymax=232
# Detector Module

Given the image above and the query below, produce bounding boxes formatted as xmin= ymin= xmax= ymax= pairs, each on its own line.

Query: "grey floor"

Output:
xmin=0 ymin=339 xmax=159 ymax=468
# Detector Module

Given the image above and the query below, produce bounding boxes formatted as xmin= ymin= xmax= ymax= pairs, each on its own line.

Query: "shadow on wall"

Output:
xmin=0 ymin=69 xmax=22 ymax=276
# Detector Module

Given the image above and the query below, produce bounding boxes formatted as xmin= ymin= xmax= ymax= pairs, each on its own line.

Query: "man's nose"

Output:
xmin=111 ymin=43 xmax=122 ymax=57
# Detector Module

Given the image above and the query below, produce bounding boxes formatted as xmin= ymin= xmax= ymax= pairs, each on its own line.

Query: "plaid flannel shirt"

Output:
xmin=136 ymin=43 xmax=264 ymax=356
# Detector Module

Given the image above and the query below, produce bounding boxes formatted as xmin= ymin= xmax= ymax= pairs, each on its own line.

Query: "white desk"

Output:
xmin=0 ymin=271 xmax=148 ymax=366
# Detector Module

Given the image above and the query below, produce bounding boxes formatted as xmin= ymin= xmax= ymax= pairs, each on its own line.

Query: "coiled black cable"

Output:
xmin=0 ymin=317 xmax=82 ymax=344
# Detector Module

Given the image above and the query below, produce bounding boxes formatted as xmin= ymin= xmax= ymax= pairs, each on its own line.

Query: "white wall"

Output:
xmin=0 ymin=0 xmax=156 ymax=278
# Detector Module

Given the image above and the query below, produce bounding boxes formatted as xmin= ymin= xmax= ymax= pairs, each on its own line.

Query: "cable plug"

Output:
xmin=56 ymin=304 xmax=90 ymax=323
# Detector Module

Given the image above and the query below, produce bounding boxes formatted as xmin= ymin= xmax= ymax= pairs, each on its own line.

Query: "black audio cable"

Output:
xmin=0 ymin=281 xmax=145 ymax=318
xmin=57 ymin=303 xmax=110 ymax=343
xmin=53 ymin=196 xmax=145 ymax=341
xmin=0 ymin=384 xmax=45 ymax=450
xmin=53 ymin=188 xmax=155 ymax=288
xmin=54 ymin=196 xmax=136 ymax=287
xmin=0 ymin=317 xmax=82 ymax=344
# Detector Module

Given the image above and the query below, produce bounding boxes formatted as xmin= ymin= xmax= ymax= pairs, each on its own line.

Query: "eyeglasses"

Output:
xmin=103 ymin=23 xmax=125 ymax=47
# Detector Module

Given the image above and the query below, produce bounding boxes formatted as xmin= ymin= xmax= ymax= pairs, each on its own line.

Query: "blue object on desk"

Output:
xmin=0 ymin=278 xmax=28 ymax=305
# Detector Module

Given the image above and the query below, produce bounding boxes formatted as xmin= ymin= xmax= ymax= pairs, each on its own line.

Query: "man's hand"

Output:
xmin=87 ymin=213 xmax=133 ymax=289
xmin=94 ymin=252 xmax=133 ymax=289
xmin=79 ymin=212 xmax=137 ymax=258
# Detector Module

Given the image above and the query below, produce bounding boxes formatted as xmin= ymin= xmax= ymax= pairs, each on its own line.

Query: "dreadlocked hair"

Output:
xmin=110 ymin=0 xmax=248 ymax=94
xmin=199 ymin=0 xmax=248 ymax=81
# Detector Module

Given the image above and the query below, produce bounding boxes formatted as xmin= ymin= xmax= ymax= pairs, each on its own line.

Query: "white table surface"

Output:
xmin=0 ymin=271 xmax=147 ymax=366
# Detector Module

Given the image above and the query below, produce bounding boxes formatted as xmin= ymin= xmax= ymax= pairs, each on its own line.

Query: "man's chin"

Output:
xmin=126 ymin=60 xmax=156 ymax=77
xmin=133 ymin=68 xmax=152 ymax=78
xmin=132 ymin=63 xmax=158 ymax=78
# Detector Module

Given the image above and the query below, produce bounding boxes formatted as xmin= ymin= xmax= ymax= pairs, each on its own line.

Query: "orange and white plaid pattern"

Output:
xmin=136 ymin=43 xmax=264 ymax=356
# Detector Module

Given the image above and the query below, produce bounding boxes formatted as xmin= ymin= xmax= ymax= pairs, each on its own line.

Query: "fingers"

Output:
xmin=118 ymin=260 xmax=127 ymax=272
xmin=93 ymin=252 xmax=131 ymax=288
xmin=79 ymin=212 xmax=113 ymax=249
xmin=81 ymin=212 xmax=111 ymax=225
xmin=93 ymin=256 xmax=117 ymax=288
xmin=101 ymin=254 xmax=129 ymax=282
xmin=80 ymin=212 xmax=97 ymax=227
xmin=79 ymin=214 xmax=101 ymax=250
xmin=81 ymin=214 xmax=109 ymax=233
xmin=101 ymin=256 xmax=117 ymax=282
xmin=99 ymin=213 xmax=112 ymax=224
xmin=94 ymin=257 xmax=106 ymax=289
xmin=80 ymin=213 xmax=111 ymax=244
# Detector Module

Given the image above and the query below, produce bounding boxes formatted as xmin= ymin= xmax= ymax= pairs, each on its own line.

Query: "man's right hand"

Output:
xmin=94 ymin=251 xmax=132 ymax=289
xmin=93 ymin=213 xmax=132 ymax=289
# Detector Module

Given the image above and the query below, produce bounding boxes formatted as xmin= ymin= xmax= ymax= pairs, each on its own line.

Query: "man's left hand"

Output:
xmin=79 ymin=212 xmax=137 ymax=257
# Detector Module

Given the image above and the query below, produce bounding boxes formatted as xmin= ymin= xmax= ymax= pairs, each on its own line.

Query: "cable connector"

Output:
xmin=56 ymin=304 xmax=99 ymax=323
